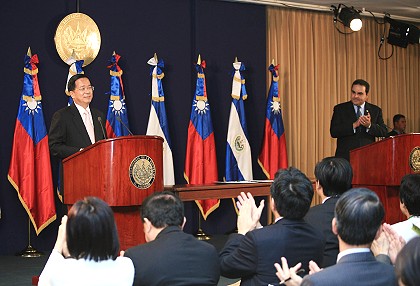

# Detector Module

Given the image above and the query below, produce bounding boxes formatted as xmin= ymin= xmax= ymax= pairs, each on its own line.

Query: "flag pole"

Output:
xmin=19 ymin=219 xmax=42 ymax=257
xmin=195 ymin=211 xmax=211 ymax=241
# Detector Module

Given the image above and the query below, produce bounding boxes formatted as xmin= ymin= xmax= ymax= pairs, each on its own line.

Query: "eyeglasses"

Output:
xmin=76 ymin=86 xmax=95 ymax=92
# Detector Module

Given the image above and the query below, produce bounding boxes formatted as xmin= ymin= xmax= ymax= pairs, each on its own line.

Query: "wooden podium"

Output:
xmin=350 ymin=133 xmax=420 ymax=224
xmin=63 ymin=135 xmax=164 ymax=249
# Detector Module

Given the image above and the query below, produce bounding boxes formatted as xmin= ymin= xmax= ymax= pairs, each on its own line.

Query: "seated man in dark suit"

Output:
xmin=304 ymin=157 xmax=353 ymax=267
xmin=386 ymin=114 xmax=406 ymax=137
xmin=276 ymin=188 xmax=397 ymax=286
xmin=124 ymin=191 xmax=220 ymax=286
xmin=219 ymin=167 xmax=325 ymax=286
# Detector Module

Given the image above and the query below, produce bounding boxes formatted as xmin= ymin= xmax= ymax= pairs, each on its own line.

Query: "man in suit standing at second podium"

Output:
xmin=330 ymin=79 xmax=387 ymax=161
xmin=49 ymin=74 xmax=106 ymax=159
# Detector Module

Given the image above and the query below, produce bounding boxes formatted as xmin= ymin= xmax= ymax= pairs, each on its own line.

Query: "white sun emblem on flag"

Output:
xmin=193 ymin=99 xmax=209 ymax=115
xmin=270 ymin=100 xmax=281 ymax=115
xmin=110 ymin=99 xmax=126 ymax=115
xmin=22 ymin=97 xmax=41 ymax=115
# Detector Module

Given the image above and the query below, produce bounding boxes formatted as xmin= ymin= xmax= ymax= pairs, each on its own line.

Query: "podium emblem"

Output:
xmin=409 ymin=147 xmax=420 ymax=172
xmin=129 ymin=155 xmax=156 ymax=189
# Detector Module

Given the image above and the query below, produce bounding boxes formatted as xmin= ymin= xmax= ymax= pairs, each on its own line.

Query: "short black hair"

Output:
xmin=315 ymin=157 xmax=353 ymax=197
xmin=270 ymin=167 xmax=313 ymax=219
xmin=395 ymin=236 xmax=420 ymax=286
xmin=335 ymin=188 xmax=384 ymax=245
xmin=141 ymin=191 xmax=184 ymax=228
xmin=393 ymin=114 xmax=405 ymax=124
xmin=399 ymin=174 xmax=420 ymax=216
xmin=67 ymin=74 xmax=90 ymax=91
xmin=352 ymin=79 xmax=370 ymax=94
xmin=66 ymin=197 xmax=120 ymax=261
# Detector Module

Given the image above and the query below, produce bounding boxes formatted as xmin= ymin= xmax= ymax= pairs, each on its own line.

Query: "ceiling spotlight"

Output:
xmin=333 ymin=4 xmax=363 ymax=32
xmin=339 ymin=6 xmax=362 ymax=31
xmin=385 ymin=16 xmax=419 ymax=47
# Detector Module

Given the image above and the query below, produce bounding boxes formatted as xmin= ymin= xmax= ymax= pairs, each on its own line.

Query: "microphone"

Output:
xmin=97 ymin=117 xmax=107 ymax=140
xmin=116 ymin=116 xmax=134 ymax=135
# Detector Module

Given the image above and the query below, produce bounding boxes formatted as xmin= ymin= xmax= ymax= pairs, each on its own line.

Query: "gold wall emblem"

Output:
xmin=129 ymin=155 xmax=156 ymax=189
xmin=409 ymin=147 xmax=420 ymax=172
xmin=54 ymin=13 xmax=101 ymax=66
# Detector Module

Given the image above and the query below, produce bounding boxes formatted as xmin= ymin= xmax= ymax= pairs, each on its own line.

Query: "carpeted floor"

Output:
xmin=0 ymin=234 xmax=239 ymax=286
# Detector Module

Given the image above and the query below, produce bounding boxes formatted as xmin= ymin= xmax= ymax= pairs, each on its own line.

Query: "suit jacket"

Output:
xmin=304 ymin=197 xmax=339 ymax=267
xmin=330 ymin=101 xmax=387 ymax=161
xmin=124 ymin=226 xmax=220 ymax=286
xmin=219 ymin=218 xmax=325 ymax=286
xmin=301 ymin=252 xmax=397 ymax=286
xmin=48 ymin=104 xmax=105 ymax=159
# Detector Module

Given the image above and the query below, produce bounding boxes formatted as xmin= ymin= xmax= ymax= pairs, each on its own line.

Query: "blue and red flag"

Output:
xmin=106 ymin=52 xmax=130 ymax=138
xmin=146 ymin=54 xmax=175 ymax=185
xmin=258 ymin=63 xmax=288 ymax=179
xmin=225 ymin=59 xmax=253 ymax=182
xmin=8 ymin=48 xmax=56 ymax=235
xmin=184 ymin=56 xmax=219 ymax=219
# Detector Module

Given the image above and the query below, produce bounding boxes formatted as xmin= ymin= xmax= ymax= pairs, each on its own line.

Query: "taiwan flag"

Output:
xmin=8 ymin=48 xmax=56 ymax=235
xmin=184 ymin=55 xmax=219 ymax=219
xmin=105 ymin=52 xmax=130 ymax=138
xmin=258 ymin=63 xmax=288 ymax=179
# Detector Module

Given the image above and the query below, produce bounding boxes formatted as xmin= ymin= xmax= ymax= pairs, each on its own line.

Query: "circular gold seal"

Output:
xmin=129 ymin=155 xmax=156 ymax=189
xmin=54 ymin=13 xmax=101 ymax=66
xmin=409 ymin=146 xmax=420 ymax=172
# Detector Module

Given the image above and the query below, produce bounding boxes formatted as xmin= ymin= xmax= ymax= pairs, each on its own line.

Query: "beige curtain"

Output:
xmin=267 ymin=7 xmax=420 ymax=180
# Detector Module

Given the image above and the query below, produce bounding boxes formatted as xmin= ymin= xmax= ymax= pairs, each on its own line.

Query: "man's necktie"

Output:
xmin=356 ymin=106 xmax=362 ymax=118
xmin=84 ymin=111 xmax=95 ymax=144
xmin=356 ymin=106 xmax=362 ymax=133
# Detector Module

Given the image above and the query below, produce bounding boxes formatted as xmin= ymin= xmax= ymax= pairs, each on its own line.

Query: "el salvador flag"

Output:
xmin=64 ymin=52 xmax=84 ymax=106
xmin=146 ymin=55 xmax=175 ymax=185
xmin=225 ymin=60 xmax=253 ymax=181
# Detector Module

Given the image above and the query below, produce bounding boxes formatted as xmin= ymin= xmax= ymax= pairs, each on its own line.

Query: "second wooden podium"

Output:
xmin=63 ymin=135 xmax=164 ymax=249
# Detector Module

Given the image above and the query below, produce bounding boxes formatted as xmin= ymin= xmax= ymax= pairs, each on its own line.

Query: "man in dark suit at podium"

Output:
xmin=49 ymin=74 xmax=105 ymax=159
xmin=330 ymin=79 xmax=387 ymax=161
xmin=124 ymin=191 xmax=220 ymax=286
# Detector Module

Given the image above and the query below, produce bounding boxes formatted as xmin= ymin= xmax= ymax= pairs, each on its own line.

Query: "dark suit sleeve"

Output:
xmin=330 ymin=104 xmax=356 ymax=139
xmin=48 ymin=110 xmax=80 ymax=159
xmin=366 ymin=106 xmax=387 ymax=137
xmin=219 ymin=233 xmax=258 ymax=279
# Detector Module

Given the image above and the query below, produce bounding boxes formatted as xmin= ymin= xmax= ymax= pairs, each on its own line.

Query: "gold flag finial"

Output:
xmin=154 ymin=53 xmax=158 ymax=62
xmin=197 ymin=54 xmax=201 ymax=65
xmin=27 ymin=47 xmax=32 ymax=57
xmin=113 ymin=51 xmax=116 ymax=56
xmin=234 ymin=57 xmax=238 ymax=63
xmin=272 ymin=59 xmax=275 ymax=65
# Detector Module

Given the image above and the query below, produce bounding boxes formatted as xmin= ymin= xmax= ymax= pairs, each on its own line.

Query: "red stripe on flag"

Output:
xmin=258 ymin=117 xmax=288 ymax=179
xmin=8 ymin=120 xmax=56 ymax=235
xmin=184 ymin=121 xmax=219 ymax=219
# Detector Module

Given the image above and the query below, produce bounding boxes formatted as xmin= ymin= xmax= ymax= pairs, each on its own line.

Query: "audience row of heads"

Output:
xmin=68 ymin=159 xmax=419 ymax=258
xmin=64 ymin=159 xmax=419 ymax=285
